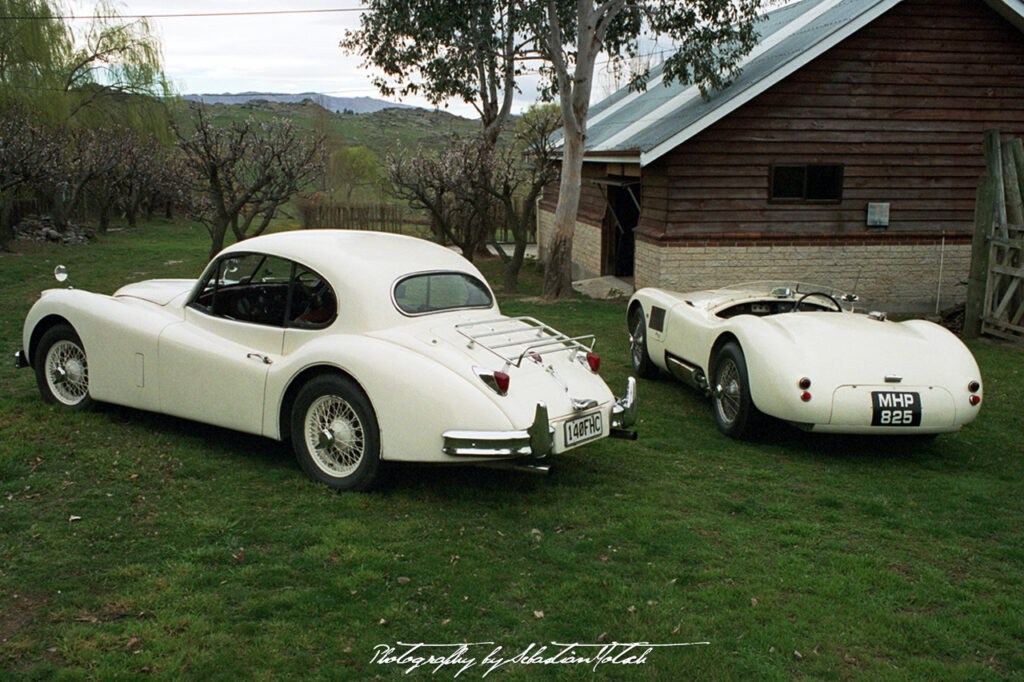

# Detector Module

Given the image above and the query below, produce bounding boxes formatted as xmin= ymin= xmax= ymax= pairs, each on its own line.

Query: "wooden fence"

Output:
xmin=296 ymin=199 xmax=406 ymax=233
xmin=295 ymin=196 xmax=537 ymax=245
xmin=966 ymin=131 xmax=1024 ymax=342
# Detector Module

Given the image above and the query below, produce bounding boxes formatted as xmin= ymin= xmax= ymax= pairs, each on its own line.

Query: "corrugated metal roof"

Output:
xmin=577 ymin=0 xmax=1024 ymax=166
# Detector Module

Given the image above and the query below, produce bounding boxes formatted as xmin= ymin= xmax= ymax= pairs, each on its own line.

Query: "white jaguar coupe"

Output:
xmin=16 ymin=230 xmax=637 ymax=490
xmin=627 ymin=282 xmax=981 ymax=439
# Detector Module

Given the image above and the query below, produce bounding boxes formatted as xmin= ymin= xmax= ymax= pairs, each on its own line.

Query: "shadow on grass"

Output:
xmin=96 ymin=402 xmax=293 ymax=471
xmin=742 ymin=412 xmax=959 ymax=465
xmin=93 ymin=401 xmax=573 ymax=496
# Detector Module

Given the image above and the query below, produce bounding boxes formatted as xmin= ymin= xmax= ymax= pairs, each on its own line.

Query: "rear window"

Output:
xmin=393 ymin=271 xmax=493 ymax=315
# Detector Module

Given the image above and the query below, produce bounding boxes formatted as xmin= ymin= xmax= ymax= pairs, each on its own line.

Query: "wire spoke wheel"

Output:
xmin=711 ymin=341 xmax=758 ymax=439
xmin=715 ymin=358 xmax=741 ymax=425
xmin=627 ymin=307 xmax=658 ymax=379
xmin=291 ymin=374 xmax=380 ymax=491
xmin=630 ymin=316 xmax=645 ymax=369
xmin=44 ymin=339 xmax=89 ymax=406
xmin=304 ymin=395 xmax=365 ymax=477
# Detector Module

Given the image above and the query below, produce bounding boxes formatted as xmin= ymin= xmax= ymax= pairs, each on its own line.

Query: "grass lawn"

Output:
xmin=1 ymin=221 xmax=1022 ymax=680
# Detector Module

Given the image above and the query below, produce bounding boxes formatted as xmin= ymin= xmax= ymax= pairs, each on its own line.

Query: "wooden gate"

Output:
xmin=966 ymin=130 xmax=1024 ymax=342
xmin=982 ymin=224 xmax=1024 ymax=340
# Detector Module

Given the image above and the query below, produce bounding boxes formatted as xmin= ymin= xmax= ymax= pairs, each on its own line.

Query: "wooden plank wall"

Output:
xmin=538 ymin=164 xmax=610 ymax=227
xmin=640 ymin=0 xmax=1024 ymax=240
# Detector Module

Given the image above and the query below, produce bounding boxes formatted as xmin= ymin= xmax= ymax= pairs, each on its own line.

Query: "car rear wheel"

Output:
xmin=290 ymin=374 xmax=380 ymax=491
xmin=35 ymin=324 xmax=94 ymax=410
xmin=628 ymin=307 xmax=659 ymax=379
xmin=712 ymin=341 xmax=759 ymax=439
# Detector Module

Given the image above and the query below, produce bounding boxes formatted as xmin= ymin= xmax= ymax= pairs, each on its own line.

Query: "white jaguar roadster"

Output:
xmin=627 ymin=283 xmax=981 ymax=438
xmin=16 ymin=230 xmax=636 ymax=490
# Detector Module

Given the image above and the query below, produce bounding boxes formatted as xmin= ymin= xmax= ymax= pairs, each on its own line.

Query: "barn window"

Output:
xmin=770 ymin=164 xmax=843 ymax=203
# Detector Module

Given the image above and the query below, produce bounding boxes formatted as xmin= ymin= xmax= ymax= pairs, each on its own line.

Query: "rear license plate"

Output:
xmin=564 ymin=411 xmax=603 ymax=447
xmin=871 ymin=391 xmax=922 ymax=426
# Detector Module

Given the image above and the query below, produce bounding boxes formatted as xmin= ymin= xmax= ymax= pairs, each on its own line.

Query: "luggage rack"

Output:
xmin=454 ymin=316 xmax=595 ymax=369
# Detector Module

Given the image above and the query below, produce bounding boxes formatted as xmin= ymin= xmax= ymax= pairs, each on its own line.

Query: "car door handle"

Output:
xmin=247 ymin=353 xmax=273 ymax=365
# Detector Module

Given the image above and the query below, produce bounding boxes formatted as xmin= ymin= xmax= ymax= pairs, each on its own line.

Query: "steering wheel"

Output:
xmin=792 ymin=291 xmax=843 ymax=312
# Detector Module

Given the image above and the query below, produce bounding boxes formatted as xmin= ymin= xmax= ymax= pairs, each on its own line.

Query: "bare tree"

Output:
xmin=176 ymin=104 xmax=325 ymax=259
xmin=484 ymin=104 xmax=561 ymax=292
xmin=387 ymin=136 xmax=494 ymax=262
xmin=0 ymin=108 xmax=61 ymax=250
xmin=42 ymin=125 xmax=120 ymax=232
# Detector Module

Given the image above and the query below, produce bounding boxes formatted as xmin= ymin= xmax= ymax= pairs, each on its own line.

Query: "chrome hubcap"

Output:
xmin=45 ymin=340 xmax=89 ymax=406
xmin=304 ymin=395 xmax=364 ymax=477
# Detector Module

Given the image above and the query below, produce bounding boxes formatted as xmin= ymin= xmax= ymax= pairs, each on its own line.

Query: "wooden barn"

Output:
xmin=537 ymin=0 xmax=1024 ymax=311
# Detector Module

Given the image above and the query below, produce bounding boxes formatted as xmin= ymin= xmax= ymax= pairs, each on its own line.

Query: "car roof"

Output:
xmin=220 ymin=229 xmax=479 ymax=284
xmin=216 ymin=229 xmax=496 ymax=332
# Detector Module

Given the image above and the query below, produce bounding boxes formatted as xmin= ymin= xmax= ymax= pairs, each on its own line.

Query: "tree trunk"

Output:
xmin=542 ymin=132 xmax=584 ymax=298
xmin=97 ymin=203 xmax=110 ymax=233
xmin=503 ymin=237 xmax=527 ymax=293
xmin=208 ymin=219 xmax=228 ymax=260
xmin=0 ymin=200 xmax=14 ymax=252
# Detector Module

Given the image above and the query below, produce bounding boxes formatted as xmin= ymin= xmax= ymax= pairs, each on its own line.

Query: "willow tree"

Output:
xmin=0 ymin=0 xmax=171 ymax=127
xmin=62 ymin=0 xmax=173 ymax=133
xmin=528 ymin=0 xmax=764 ymax=298
xmin=0 ymin=0 xmax=69 ymax=115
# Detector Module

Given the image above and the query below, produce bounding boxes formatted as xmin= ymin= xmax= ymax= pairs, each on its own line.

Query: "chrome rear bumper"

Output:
xmin=611 ymin=377 xmax=638 ymax=429
xmin=443 ymin=402 xmax=554 ymax=458
xmin=442 ymin=377 xmax=638 ymax=458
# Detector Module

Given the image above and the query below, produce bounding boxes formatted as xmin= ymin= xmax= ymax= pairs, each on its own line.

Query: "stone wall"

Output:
xmin=537 ymin=208 xmax=603 ymax=281
xmin=539 ymin=206 xmax=970 ymax=312
xmin=635 ymin=236 xmax=971 ymax=313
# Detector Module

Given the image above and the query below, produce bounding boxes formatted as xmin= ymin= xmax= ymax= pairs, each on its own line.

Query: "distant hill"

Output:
xmin=182 ymin=92 xmax=414 ymax=114
xmin=185 ymin=98 xmax=482 ymax=162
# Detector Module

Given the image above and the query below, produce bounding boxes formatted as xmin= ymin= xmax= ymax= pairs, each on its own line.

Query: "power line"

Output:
xmin=0 ymin=7 xmax=365 ymax=20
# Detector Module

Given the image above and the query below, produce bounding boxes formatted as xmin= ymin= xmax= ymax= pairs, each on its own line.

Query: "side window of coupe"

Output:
xmin=288 ymin=264 xmax=337 ymax=328
xmin=192 ymin=254 xmax=336 ymax=328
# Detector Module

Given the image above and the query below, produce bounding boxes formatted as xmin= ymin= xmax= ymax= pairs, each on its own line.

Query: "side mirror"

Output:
xmin=54 ymin=265 xmax=68 ymax=283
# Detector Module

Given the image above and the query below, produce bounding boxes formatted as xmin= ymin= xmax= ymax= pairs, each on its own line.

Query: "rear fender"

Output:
xmin=715 ymin=320 xmax=832 ymax=424
xmin=267 ymin=336 xmax=523 ymax=461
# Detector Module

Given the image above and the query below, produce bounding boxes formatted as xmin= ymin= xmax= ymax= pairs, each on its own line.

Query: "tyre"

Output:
xmin=628 ymin=306 xmax=659 ymax=379
xmin=290 ymin=374 xmax=380 ymax=491
xmin=711 ymin=341 xmax=759 ymax=439
xmin=35 ymin=324 xmax=94 ymax=410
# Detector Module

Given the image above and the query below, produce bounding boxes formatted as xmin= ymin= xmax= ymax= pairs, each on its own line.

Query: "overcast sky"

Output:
xmin=64 ymin=1 xmax=567 ymax=119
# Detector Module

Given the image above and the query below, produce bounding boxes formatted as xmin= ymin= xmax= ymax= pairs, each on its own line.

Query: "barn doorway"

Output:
xmin=596 ymin=179 xmax=641 ymax=279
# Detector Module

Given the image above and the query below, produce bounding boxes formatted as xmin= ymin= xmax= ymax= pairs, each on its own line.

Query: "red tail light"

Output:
xmin=800 ymin=391 xmax=812 ymax=402
xmin=475 ymin=367 xmax=510 ymax=396
xmin=586 ymin=352 xmax=600 ymax=372
xmin=968 ymin=380 xmax=980 ymax=393
xmin=798 ymin=377 xmax=812 ymax=390
xmin=969 ymin=394 xmax=981 ymax=406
